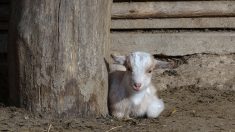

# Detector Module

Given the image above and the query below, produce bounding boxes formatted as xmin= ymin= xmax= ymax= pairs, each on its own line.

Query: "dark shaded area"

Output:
xmin=0 ymin=53 xmax=8 ymax=105
xmin=0 ymin=4 xmax=10 ymax=21
xmin=0 ymin=0 xmax=10 ymax=4
xmin=0 ymin=0 xmax=10 ymax=105
xmin=154 ymin=53 xmax=189 ymax=68
xmin=8 ymin=0 xmax=23 ymax=106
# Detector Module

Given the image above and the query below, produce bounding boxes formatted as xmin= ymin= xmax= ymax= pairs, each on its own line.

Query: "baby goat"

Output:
xmin=108 ymin=52 xmax=174 ymax=119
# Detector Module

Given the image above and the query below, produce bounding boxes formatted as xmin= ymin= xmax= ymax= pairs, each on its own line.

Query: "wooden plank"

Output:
xmin=112 ymin=1 xmax=235 ymax=19
xmin=0 ymin=33 xmax=7 ymax=53
xmin=111 ymin=17 xmax=235 ymax=29
xmin=113 ymin=0 xmax=232 ymax=2
xmin=111 ymin=32 xmax=235 ymax=55
xmin=0 ymin=4 xmax=10 ymax=21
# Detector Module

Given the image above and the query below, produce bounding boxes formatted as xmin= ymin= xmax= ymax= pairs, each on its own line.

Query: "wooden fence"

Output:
xmin=111 ymin=1 xmax=235 ymax=56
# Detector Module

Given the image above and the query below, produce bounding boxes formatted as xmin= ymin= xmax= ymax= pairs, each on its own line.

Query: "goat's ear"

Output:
xmin=154 ymin=59 xmax=175 ymax=69
xmin=111 ymin=54 xmax=126 ymax=65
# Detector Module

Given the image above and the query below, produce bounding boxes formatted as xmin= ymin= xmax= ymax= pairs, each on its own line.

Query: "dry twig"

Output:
xmin=105 ymin=125 xmax=123 ymax=132
xmin=47 ymin=124 xmax=52 ymax=132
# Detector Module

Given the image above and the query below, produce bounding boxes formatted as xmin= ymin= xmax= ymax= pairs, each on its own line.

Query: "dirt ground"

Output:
xmin=0 ymin=54 xmax=234 ymax=132
xmin=0 ymin=86 xmax=234 ymax=132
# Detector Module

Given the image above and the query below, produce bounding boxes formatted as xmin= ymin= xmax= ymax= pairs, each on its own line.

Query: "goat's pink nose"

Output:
xmin=134 ymin=83 xmax=142 ymax=88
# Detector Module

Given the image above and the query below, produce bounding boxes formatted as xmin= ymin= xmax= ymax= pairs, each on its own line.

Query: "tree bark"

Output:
xmin=9 ymin=0 xmax=111 ymax=117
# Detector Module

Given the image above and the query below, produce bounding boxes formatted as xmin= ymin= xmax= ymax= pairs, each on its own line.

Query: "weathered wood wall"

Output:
xmin=112 ymin=32 xmax=235 ymax=55
xmin=112 ymin=17 xmax=235 ymax=29
xmin=112 ymin=1 xmax=235 ymax=19
xmin=111 ymin=0 xmax=235 ymax=93
xmin=113 ymin=0 xmax=231 ymax=2
xmin=111 ymin=1 xmax=235 ymax=56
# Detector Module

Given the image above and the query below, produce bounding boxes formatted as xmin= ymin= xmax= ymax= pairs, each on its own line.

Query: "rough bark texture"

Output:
xmin=112 ymin=1 xmax=235 ymax=19
xmin=8 ymin=0 xmax=111 ymax=117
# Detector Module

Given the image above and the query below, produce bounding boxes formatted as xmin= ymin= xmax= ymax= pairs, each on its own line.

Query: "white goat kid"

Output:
xmin=109 ymin=52 xmax=174 ymax=119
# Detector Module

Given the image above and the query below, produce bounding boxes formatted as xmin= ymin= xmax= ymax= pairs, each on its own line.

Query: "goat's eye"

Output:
xmin=147 ymin=69 xmax=152 ymax=73
xmin=126 ymin=67 xmax=132 ymax=72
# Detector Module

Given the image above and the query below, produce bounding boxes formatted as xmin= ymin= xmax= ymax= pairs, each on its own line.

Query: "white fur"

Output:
xmin=131 ymin=89 xmax=145 ymax=105
xmin=109 ymin=52 xmax=169 ymax=119
xmin=147 ymin=98 xmax=165 ymax=118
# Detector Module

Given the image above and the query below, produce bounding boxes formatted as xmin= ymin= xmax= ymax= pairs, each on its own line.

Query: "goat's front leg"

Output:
xmin=111 ymin=99 xmax=132 ymax=119
xmin=146 ymin=97 xmax=164 ymax=118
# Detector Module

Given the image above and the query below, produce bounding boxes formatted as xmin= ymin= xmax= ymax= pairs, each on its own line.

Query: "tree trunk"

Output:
xmin=8 ymin=0 xmax=111 ymax=117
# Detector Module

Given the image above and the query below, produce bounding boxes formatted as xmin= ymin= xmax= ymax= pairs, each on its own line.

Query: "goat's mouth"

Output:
xmin=132 ymin=86 xmax=141 ymax=91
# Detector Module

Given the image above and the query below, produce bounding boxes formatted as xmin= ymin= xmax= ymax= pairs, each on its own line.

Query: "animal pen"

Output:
xmin=0 ymin=0 xmax=234 ymax=131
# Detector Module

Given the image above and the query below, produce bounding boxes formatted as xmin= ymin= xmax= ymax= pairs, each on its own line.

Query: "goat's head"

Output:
xmin=111 ymin=52 xmax=174 ymax=92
